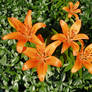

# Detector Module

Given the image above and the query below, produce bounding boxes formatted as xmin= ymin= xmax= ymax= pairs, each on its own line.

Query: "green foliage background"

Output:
xmin=0 ymin=0 xmax=92 ymax=92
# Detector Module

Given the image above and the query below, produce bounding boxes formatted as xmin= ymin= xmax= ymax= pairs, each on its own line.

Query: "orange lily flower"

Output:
xmin=2 ymin=10 xmax=46 ymax=53
xmin=63 ymin=1 xmax=81 ymax=20
xmin=22 ymin=34 xmax=62 ymax=82
xmin=51 ymin=19 xmax=89 ymax=56
xmin=71 ymin=40 xmax=92 ymax=74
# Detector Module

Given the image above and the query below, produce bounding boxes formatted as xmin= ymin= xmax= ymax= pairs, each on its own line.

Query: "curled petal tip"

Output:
xmin=22 ymin=67 xmax=25 ymax=71
xmin=22 ymin=64 xmax=28 ymax=71
xmin=87 ymin=36 xmax=89 ymax=39
xmin=76 ymin=1 xmax=79 ymax=4
xmin=57 ymin=62 xmax=62 ymax=67
xmin=69 ymin=2 xmax=73 ymax=4
xmin=60 ymin=20 xmax=64 ymax=26
xmin=39 ymin=75 xmax=45 ymax=82
xmin=27 ymin=10 xmax=32 ymax=15
xmin=60 ymin=20 xmax=66 ymax=26
xmin=79 ymin=10 xmax=81 ymax=13
xmin=60 ymin=20 xmax=63 ymax=23
xmin=28 ymin=10 xmax=32 ymax=12
xmin=71 ymin=67 xmax=77 ymax=73
xmin=43 ymin=24 xmax=46 ymax=28
xmin=2 ymin=36 xmax=6 ymax=40
xmin=2 ymin=35 xmax=10 ymax=40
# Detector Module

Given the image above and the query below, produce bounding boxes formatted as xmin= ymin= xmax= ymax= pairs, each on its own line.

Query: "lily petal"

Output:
xmin=73 ymin=1 xmax=80 ymax=10
xmin=86 ymin=57 xmax=92 ymax=62
xmin=37 ymin=62 xmax=47 ymax=82
xmin=51 ymin=33 xmax=66 ymax=41
xmin=79 ymin=40 xmax=84 ymax=53
xmin=84 ymin=44 xmax=92 ymax=60
xmin=36 ymin=44 xmax=45 ymax=55
xmin=84 ymin=44 xmax=92 ymax=54
xmin=68 ymin=13 xmax=73 ymax=18
xmin=23 ymin=47 xmax=38 ymax=58
xmin=61 ymin=41 xmax=70 ymax=53
xmin=46 ymin=56 xmax=62 ymax=67
xmin=2 ymin=32 xmax=25 ymax=40
xmin=71 ymin=41 xmax=79 ymax=56
xmin=73 ymin=13 xmax=79 ymax=20
xmin=83 ymin=61 xmax=92 ymax=74
xmin=62 ymin=7 xmax=69 ymax=12
xmin=45 ymin=41 xmax=61 ymax=56
xmin=37 ymin=34 xmax=44 ymax=43
xmin=70 ymin=19 xmax=81 ymax=37
xmin=71 ymin=59 xmax=82 ymax=73
xmin=22 ymin=59 xmax=39 ymax=71
xmin=69 ymin=2 xmax=73 ymax=9
xmin=31 ymin=23 xmax=46 ymax=34
xmin=73 ymin=34 xmax=89 ymax=40
xmin=24 ymin=10 xmax=32 ymax=29
xmin=74 ymin=9 xmax=81 ymax=13
xmin=8 ymin=18 xmax=26 ymax=34
xmin=60 ymin=20 xmax=69 ymax=36
xmin=16 ymin=40 xmax=27 ymax=53
xmin=29 ymin=34 xmax=43 ymax=45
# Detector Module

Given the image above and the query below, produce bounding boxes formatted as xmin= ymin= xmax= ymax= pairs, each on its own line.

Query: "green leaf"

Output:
xmin=51 ymin=28 xmax=58 ymax=34
xmin=64 ymin=63 xmax=73 ymax=72
xmin=0 ymin=49 xmax=5 ymax=56
xmin=0 ymin=55 xmax=7 ymax=65
xmin=83 ymin=72 xmax=92 ymax=80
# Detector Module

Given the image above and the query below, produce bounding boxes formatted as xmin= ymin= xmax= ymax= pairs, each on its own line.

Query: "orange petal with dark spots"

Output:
xmin=70 ymin=19 xmax=81 ymax=36
xmin=73 ymin=1 xmax=80 ymax=10
xmin=74 ymin=9 xmax=81 ymax=13
xmin=46 ymin=56 xmax=62 ymax=67
xmin=62 ymin=7 xmax=69 ymax=12
xmin=2 ymin=32 xmax=25 ymax=40
xmin=37 ymin=62 xmax=47 ymax=82
xmin=69 ymin=2 xmax=73 ymax=9
xmin=84 ymin=44 xmax=92 ymax=54
xmin=71 ymin=59 xmax=82 ymax=73
xmin=23 ymin=47 xmax=38 ymax=58
xmin=84 ymin=44 xmax=92 ymax=61
xmin=8 ymin=17 xmax=26 ymax=34
xmin=29 ymin=34 xmax=43 ymax=45
xmin=22 ymin=59 xmax=39 ymax=71
xmin=61 ymin=41 xmax=70 ymax=53
xmin=45 ymin=41 xmax=61 ymax=56
xmin=79 ymin=40 xmax=84 ymax=53
xmin=73 ymin=13 xmax=79 ymax=20
xmin=71 ymin=41 xmax=79 ymax=56
xmin=83 ymin=61 xmax=92 ymax=74
xmin=73 ymin=34 xmax=89 ymax=40
xmin=16 ymin=40 xmax=27 ymax=53
xmin=60 ymin=20 xmax=69 ymax=36
xmin=24 ymin=10 xmax=32 ymax=29
xmin=31 ymin=23 xmax=46 ymax=34
xmin=51 ymin=33 xmax=66 ymax=41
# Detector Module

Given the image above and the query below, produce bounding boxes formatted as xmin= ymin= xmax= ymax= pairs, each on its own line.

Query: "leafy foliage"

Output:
xmin=0 ymin=0 xmax=92 ymax=92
